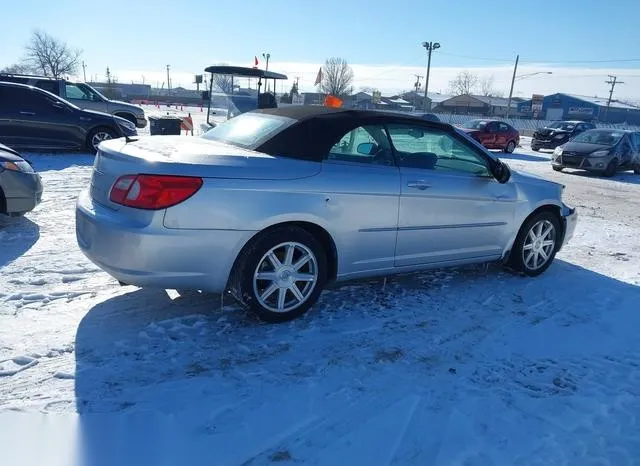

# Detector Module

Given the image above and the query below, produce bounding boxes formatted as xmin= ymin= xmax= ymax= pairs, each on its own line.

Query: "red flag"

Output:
xmin=253 ymin=56 xmax=259 ymax=69
xmin=314 ymin=67 xmax=322 ymax=86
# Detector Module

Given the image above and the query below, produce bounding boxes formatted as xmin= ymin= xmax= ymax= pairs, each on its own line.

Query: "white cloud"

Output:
xmin=104 ymin=62 xmax=640 ymax=101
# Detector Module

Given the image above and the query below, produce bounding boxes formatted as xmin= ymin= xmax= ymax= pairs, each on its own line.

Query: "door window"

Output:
xmin=486 ymin=122 xmax=499 ymax=133
xmin=65 ymin=83 xmax=94 ymax=100
xmin=325 ymin=125 xmax=394 ymax=166
xmin=6 ymin=88 xmax=54 ymax=112
xmin=498 ymin=123 xmax=509 ymax=132
xmin=387 ymin=124 xmax=491 ymax=176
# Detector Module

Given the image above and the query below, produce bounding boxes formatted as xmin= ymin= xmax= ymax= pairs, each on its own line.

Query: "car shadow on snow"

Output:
xmin=72 ymin=259 xmax=640 ymax=464
xmin=21 ymin=152 xmax=95 ymax=172
xmin=497 ymin=151 xmax=551 ymax=163
xmin=0 ymin=215 xmax=40 ymax=268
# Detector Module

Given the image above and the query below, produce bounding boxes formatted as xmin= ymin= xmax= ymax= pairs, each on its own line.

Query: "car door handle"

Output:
xmin=407 ymin=181 xmax=431 ymax=190
xmin=19 ymin=111 xmax=36 ymax=116
xmin=494 ymin=194 xmax=510 ymax=200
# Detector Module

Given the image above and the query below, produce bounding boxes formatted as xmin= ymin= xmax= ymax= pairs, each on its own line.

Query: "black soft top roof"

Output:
xmin=253 ymin=107 xmax=452 ymax=162
xmin=204 ymin=66 xmax=287 ymax=80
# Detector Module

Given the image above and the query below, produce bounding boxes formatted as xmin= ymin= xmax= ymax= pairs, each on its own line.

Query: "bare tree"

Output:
xmin=321 ymin=57 xmax=354 ymax=97
xmin=479 ymin=75 xmax=494 ymax=96
xmin=448 ymin=71 xmax=479 ymax=96
xmin=23 ymin=31 xmax=81 ymax=78
xmin=0 ymin=63 xmax=36 ymax=74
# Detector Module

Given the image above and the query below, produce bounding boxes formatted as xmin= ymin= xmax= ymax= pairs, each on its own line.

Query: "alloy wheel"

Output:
xmin=522 ymin=220 xmax=556 ymax=271
xmin=92 ymin=131 xmax=113 ymax=150
xmin=253 ymin=242 xmax=319 ymax=313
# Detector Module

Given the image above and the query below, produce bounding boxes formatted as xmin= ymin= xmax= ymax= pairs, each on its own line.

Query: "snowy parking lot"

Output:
xmin=1 ymin=125 xmax=640 ymax=464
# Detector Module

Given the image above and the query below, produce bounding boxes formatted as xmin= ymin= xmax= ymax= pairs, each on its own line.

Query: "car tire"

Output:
xmin=552 ymin=166 xmax=564 ymax=172
xmin=634 ymin=164 xmax=640 ymax=175
xmin=531 ymin=146 xmax=540 ymax=152
xmin=508 ymin=211 xmax=561 ymax=277
xmin=232 ymin=226 xmax=327 ymax=323
xmin=0 ymin=187 xmax=6 ymax=214
xmin=87 ymin=126 xmax=118 ymax=154
xmin=504 ymin=140 xmax=516 ymax=153
xmin=604 ymin=159 xmax=618 ymax=178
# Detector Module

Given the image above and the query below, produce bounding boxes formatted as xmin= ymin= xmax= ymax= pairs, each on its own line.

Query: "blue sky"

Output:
xmin=2 ymin=0 xmax=640 ymax=98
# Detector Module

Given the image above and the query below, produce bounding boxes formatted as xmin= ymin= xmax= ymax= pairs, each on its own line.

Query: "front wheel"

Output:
xmin=87 ymin=127 xmax=118 ymax=154
xmin=504 ymin=140 xmax=516 ymax=153
xmin=508 ymin=211 xmax=561 ymax=277
xmin=232 ymin=226 xmax=327 ymax=322
xmin=604 ymin=159 xmax=618 ymax=178
xmin=552 ymin=165 xmax=564 ymax=172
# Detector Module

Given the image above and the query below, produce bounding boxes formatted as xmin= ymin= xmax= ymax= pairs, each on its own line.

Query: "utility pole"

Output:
xmin=105 ymin=67 xmax=111 ymax=83
xmin=166 ymin=64 xmax=171 ymax=95
xmin=421 ymin=41 xmax=440 ymax=111
xmin=82 ymin=61 xmax=87 ymax=82
xmin=414 ymin=75 xmax=423 ymax=110
xmin=506 ymin=54 xmax=519 ymax=119
xmin=603 ymin=75 xmax=624 ymax=122
xmin=262 ymin=53 xmax=270 ymax=92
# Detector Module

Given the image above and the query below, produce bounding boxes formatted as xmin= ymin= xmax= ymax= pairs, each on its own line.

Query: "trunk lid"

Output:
xmin=89 ymin=136 xmax=321 ymax=210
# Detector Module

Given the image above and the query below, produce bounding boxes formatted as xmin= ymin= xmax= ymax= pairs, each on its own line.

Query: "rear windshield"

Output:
xmin=462 ymin=119 xmax=487 ymax=130
xmin=572 ymin=129 xmax=624 ymax=146
xmin=202 ymin=112 xmax=294 ymax=149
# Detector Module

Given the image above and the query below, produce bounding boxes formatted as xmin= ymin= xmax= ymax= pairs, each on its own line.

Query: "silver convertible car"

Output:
xmin=76 ymin=107 xmax=577 ymax=322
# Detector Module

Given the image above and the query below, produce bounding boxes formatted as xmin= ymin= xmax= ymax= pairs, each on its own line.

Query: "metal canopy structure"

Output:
xmin=204 ymin=66 xmax=287 ymax=81
xmin=204 ymin=66 xmax=289 ymax=126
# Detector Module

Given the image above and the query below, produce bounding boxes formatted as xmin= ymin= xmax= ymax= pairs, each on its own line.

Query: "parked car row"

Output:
xmin=0 ymin=81 xmax=137 ymax=153
xmin=0 ymin=73 xmax=147 ymax=128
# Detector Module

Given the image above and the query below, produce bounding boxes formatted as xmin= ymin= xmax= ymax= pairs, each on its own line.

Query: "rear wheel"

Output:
xmin=231 ymin=226 xmax=327 ymax=322
xmin=508 ymin=211 xmax=561 ymax=277
xmin=604 ymin=159 xmax=618 ymax=178
xmin=87 ymin=127 xmax=117 ymax=154
xmin=504 ymin=140 xmax=516 ymax=153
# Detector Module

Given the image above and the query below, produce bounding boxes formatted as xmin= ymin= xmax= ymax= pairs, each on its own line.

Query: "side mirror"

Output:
xmin=357 ymin=142 xmax=377 ymax=155
xmin=202 ymin=91 xmax=210 ymax=101
xmin=492 ymin=159 xmax=511 ymax=184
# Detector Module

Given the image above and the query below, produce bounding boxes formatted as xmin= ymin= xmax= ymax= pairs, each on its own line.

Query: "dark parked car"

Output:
xmin=552 ymin=129 xmax=640 ymax=177
xmin=531 ymin=121 xmax=595 ymax=151
xmin=0 ymin=142 xmax=43 ymax=217
xmin=0 ymin=82 xmax=137 ymax=153
xmin=458 ymin=119 xmax=520 ymax=153
xmin=0 ymin=73 xmax=147 ymax=128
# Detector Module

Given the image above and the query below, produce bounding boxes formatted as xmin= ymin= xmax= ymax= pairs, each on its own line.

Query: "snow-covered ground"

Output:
xmin=1 ymin=130 xmax=639 ymax=465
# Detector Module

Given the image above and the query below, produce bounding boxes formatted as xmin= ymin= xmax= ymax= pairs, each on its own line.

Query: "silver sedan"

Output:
xmin=0 ymin=142 xmax=43 ymax=217
xmin=76 ymin=107 xmax=577 ymax=322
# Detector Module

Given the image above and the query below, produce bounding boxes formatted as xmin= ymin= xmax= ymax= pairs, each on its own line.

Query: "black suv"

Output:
xmin=0 ymin=82 xmax=137 ymax=153
xmin=531 ymin=121 xmax=595 ymax=151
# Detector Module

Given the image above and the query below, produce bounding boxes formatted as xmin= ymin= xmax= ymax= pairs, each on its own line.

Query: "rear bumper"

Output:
xmin=75 ymin=189 xmax=255 ymax=292
xmin=0 ymin=170 xmax=43 ymax=215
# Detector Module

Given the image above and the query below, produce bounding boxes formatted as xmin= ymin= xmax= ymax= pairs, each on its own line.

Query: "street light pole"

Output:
xmin=421 ymin=41 xmax=440 ymax=112
xmin=262 ymin=53 xmax=270 ymax=92
xmin=506 ymin=54 xmax=519 ymax=119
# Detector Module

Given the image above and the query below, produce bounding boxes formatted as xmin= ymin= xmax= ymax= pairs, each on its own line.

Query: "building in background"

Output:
xmin=516 ymin=93 xmax=640 ymax=124
xmin=435 ymin=94 xmax=518 ymax=116
xmin=88 ymin=82 xmax=151 ymax=100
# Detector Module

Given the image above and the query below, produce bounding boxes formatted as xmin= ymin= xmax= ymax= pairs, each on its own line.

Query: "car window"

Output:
xmin=2 ymin=87 xmax=52 ymax=112
xmin=498 ymin=123 xmax=509 ymax=132
xmin=387 ymin=124 xmax=491 ymax=176
xmin=486 ymin=122 xmax=499 ymax=133
xmin=66 ymin=83 xmax=93 ymax=100
xmin=35 ymin=80 xmax=59 ymax=94
xmin=326 ymin=125 xmax=394 ymax=166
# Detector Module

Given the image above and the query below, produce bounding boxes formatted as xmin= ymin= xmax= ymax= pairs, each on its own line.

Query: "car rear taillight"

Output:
xmin=109 ymin=174 xmax=203 ymax=209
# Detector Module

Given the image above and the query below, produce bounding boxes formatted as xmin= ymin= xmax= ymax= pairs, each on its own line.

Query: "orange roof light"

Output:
xmin=323 ymin=95 xmax=343 ymax=108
